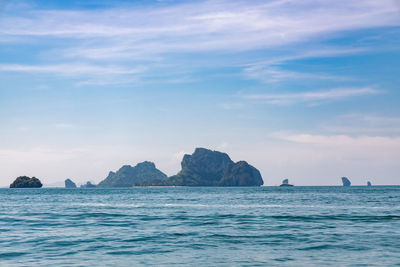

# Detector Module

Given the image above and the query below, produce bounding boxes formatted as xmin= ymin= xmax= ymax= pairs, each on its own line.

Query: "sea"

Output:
xmin=0 ymin=186 xmax=399 ymax=266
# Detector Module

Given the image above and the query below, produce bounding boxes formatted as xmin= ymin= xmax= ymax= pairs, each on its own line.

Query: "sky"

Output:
xmin=0 ymin=0 xmax=400 ymax=186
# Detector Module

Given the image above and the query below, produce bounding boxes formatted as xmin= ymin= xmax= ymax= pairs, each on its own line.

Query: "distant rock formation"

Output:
xmin=137 ymin=148 xmax=263 ymax=186
xmin=342 ymin=177 xmax=351 ymax=186
xmin=280 ymin=179 xmax=293 ymax=187
xmin=98 ymin=161 xmax=168 ymax=187
xmin=65 ymin=179 xmax=77 ymax=188
xmin=80 ymin=181 xmax=96 ymax=188
xmin=10 ymin=176 xmax=43 ymax=188
xmin=367 ymin=181 xmax=372 ymax=186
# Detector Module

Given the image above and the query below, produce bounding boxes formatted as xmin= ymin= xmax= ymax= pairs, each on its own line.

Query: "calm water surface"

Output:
xmin=0 ymin=186 xmax=399 ymax=266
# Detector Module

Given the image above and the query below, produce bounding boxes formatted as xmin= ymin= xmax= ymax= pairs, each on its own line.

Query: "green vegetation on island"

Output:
xmin=65 ymin=179 xmax=77 ymax=188
xmin=9 ymin=148 xmax=264 ymax=188
xmin=136 ymin=148 xmax=263 ymax=186
xmin=10 ymin=176 xmax=43 ymax=188
xmin=97 ymin=161 xmax=168 ymax=187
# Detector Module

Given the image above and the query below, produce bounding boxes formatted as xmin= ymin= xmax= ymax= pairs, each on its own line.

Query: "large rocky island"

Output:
xmin=136 ymin=148 xmax=264 ymax=186
xmin=10 ymin=176 xmax=43 ymax=188
xmin=98 ymin=161 xmax=168 ymax=187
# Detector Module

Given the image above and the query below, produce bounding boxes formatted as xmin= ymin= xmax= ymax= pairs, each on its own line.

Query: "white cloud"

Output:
xmin=1 ymin=0 xmax=398 ymax=57
xmin=242 ymin=47 xmax=367 ymax=83
xmin=321 ymin=114 xmax=400 ymax=135
xmin=243 ymin=87 xmax=380 ymax=105
xmin=239 ymin=131 xmax=400 ymax=185
xmin=0 ymin=0 xmax=398 ymax=85
xmin=0 ymin=63 xmax=145 ymax=76
xmin=275 ymin=133 xmax=400 ymax=148
xmin=243 ymin=65 xmax=342 ymax=83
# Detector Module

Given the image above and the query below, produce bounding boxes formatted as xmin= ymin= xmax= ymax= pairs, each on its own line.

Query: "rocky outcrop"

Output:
xmin=80 ymin=181 xmax=96 ymax=188
xmin=367 ymin=181 xmax=372 ymax=186
xmin=280 ymin=179 xmax=293 ymax=187
xmin=65 ymin=179 xmax=77 ymax=188
xmin=10 ymin=176 xmax=43 ymax=188
xmin=219 ymin=161 xmax=263 ymax=186
xmin=342 ymin=177 xmax=351 ymax=186
xmin=98 ymin=161 xmax=167 ymax=187
xmin=137 ymin=148 xmax=263 ymax=186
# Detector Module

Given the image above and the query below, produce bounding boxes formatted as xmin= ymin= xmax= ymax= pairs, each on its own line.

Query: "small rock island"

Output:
xmin=280 ymin=179 xmax=293 ymax=187
xmin=80 ymin=181 xmax=96 ymax=188
xmin=10 ymin=176 xmax=43 ymax=188
xmin=65 ymin=179 xmax=77 ymax=188
xmin=98 ymin=161 xmax=167 ymax=187
xmin=342 ymin=177 xmax=351 ymax=186
xmin=136 ymin=148 xmax=264 ymax=186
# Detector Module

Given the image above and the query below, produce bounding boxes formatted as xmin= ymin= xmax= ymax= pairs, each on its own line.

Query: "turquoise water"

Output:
xmin=0 ymin=186 xmax=399 ymax=266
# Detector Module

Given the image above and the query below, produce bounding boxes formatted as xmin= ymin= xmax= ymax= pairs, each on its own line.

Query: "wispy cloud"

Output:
xmin=0 ymin=63 xmax=145 ymax=76
xmin=0 ymin=0 xmax=398 ymax=85
xmin=243 ymin=131 xmax=400 ymax=185
xmin=274 ymin=132 xmax=400 ymax=148
xmin=242 ymin=47 xmax=366 ymax=83
xmin=243 ymin=87 xmax=380 ymax=105
xmin=243 ymin=65 xmax=343 ymax=83
xmin=321 ymin=114 xmax=400 ymax=135
xmin=1 ymin=0 xmax=398 ymax=57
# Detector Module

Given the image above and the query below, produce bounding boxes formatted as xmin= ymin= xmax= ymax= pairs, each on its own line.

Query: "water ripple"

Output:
xmin=0 ymin=186 xmax=399 ymax=266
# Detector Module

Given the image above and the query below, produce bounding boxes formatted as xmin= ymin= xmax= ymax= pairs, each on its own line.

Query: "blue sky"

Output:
xmin=0 ymin=0 xmax=399 ymax=186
